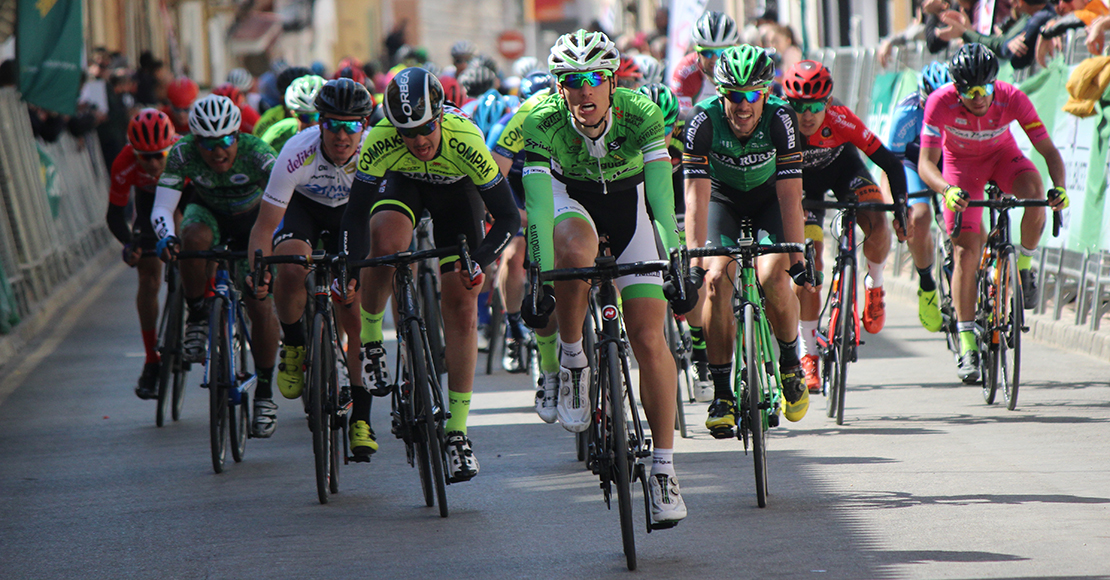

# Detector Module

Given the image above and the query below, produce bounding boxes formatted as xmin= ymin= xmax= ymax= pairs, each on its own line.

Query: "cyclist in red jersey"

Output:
xmin=162 ymin=78 xmax=198 ymax=134
xmin=918 ymin=44 xmax=1067 ymax=382
xmin=783 ymin=61 xmax=909 ymax=393
xmin=670 ymin=11 xmax=739 ymax=113
xmin=107 ymin=109 xmax=184 ymax=399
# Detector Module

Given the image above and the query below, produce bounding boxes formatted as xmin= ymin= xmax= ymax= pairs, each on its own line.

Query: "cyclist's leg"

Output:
xmin=179 ymin=203 xmax=218 ymax=363
xmin=944 ymin=159 xmax=990 ymax=378
xmin=995 ymin=147 xmax=1044 ymax=307
xmin=133 ymin=195 xmax=165 ymax=397
xmin=842 ymin=163 xmax=892 ymax=334
xmin=271 ymin=198 xmax=316 ymax=399
xmin=497 ymin=208 xmax=529 ymax=371
xmin=225 ymin=210 xmax=280 ymax=402
xmin=702 ymin=197 xmax=742 ymax=435
xmin=797 ymin=192 xmax=824 ymax=391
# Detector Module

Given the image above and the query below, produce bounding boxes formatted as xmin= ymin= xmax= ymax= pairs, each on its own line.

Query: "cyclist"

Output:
xmin=261 ymin=75 xmax=325 ymax=152
xmin=247 ymin=78 xmax=376 ymax=457
xmin=670 ymin=11 xmax=740 ymax=113
xmin=445 ymin=40 xmax=478 ymax=78
xmin=633 ymin=54 xmax=666 ymax=86
xmin=615 ymin=55 xmax=644 ymax=89
xmin=151 ymin=94 xmax=283 ymax=437
xmin=520 ymin=30 xmax=692 ymax=524
xmin=888 ymin=61 xmax=952 ymax=332
xmin=163 ymin=77 xmax=198 ymax=134
xmin=253 ymin=66 xmax=312 ymax=138
xmin=683 ymin=45 xmax=812 ymax=431
xmin=211 ymin=83 xmax=260 ymax=134
xmin=107 ymin=109 xmax=181 ymax=399
xmin=782 ymin=59 xmax=909 ymax=393
xmin=918 ymin=43 xmax=1067 ymax=382
xmin=340 ymin=67 xmax=520 ymax=482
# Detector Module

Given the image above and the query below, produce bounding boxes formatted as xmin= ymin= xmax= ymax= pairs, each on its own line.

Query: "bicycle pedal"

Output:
xmin=768 ymin=414 xmax=779 ymax=428
xmin=650 ymin=520 xmax=679 ymax=531
xmin=348 ymin=454 xmax=371 ymax=464
xmin=709 ymin=426 xmax=735 ymax=440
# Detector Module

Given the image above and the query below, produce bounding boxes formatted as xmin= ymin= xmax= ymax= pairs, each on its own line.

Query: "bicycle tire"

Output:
xmin=406 ymin=344 xmax=435 ymax=508
xmin=208 ymin=302 xmax=229 ymax=474
xmin=743 ymin=303 xmax=769 ymax=508
xmin=155 ymin=284 xmax=179 ymax=427
xmin=604 ymin=339 xmax=636 ymax=570
xmin=171 ymin=355 xmax=188 ymax=422
xmin=485 ymin=286 xmax=504 ymax=375
xmin=978 ymin=262 xmax=1000 ymax=399
xmin=311 ymin=311 xmax=332 ymax=504
xmin=834 ymin=264 xmax=853 ymax=426
xmin=230 ymin=311 xmax=250 ymax=464
xmin=1000 ymin=249 xmax=1022 ymax=410
xmin=419 ymin=268 xmax=448 ymax=378
xmin=576 ymin=307 xmax=597 ymax=463
xmin=411 ymin=318 xmax=449 ymax=517
xmin=665 ymin=307 xmax=689 ymax=438
xmin=936 ymin=236 xmax=961 ymax=360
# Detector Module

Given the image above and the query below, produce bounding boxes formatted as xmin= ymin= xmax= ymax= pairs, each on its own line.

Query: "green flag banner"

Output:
xmin=17 ymin=0 xmax=83 ymax=116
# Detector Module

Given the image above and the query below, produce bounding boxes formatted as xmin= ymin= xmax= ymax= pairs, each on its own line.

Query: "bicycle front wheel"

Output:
xmin=999 ymin=249 xmax=1022 ymax=410
xmin=979 ymin=264 xmax=1000 ymax=401
xmin=155 ymin=283 xmax=181 ymax=427
xmin=603 ymin=340 xmax=636 ymax=571
xmin=229 ymin=312 xmax=249 ymax=464
xmin=827 ymin=264 xmax=853 ymax=425
xmin=208 ymin=302 xmax=229 ymax=474
xmin=419 ymin=268 xmax=447 ymax=378
xmin=410 ymin=319 xmax=448 ymax=517
xmin=742 ymin=303 xmax=768 ymax=508
xmin=310 ymin=312 xmax=333 ymax=504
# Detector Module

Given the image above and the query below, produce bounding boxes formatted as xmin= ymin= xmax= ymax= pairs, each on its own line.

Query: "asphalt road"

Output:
xmin=2 ymin=264 xmax=1108 ymax=580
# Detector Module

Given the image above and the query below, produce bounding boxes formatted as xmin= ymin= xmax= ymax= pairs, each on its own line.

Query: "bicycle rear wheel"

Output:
xmin=410 ymin=319 xmax=448 ymax=517
xmin=602 ymin=340 xmax=636 ymax=570
xmin=419 ymin=267 xmax=448 ymax=378
xmin=979 ymin=264 xmax=1000 ymax=400
xmin=155 ymin=283 xmax=181 ymax=427
xmin=742 ymin=303 xmax=769 ymax=508
xmin=999 ymin=249 xmax=1022 ymax=410
xmin=485 ymin=286 xmax=504 ymax=375
xmin=229 ymin=312 xmax=250 ymax=464
xmin=936 ymin=236 xmax=961 ymax=360
xmin=208 ymin=302 xmax=229 ymax=474
xmin=310 ymin=312 xmax=333 ymax=504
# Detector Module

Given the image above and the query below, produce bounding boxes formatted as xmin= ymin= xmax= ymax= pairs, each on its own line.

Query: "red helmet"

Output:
xmin=127 ymin=108 xmax=177 ymax=152
xmin=211 ymin=83 xmax=242 ymax=104
xmin=615 ymin=56 xmax=643 ymax=82
xmin=332 ymin=65 xmax=367 ymax=86
xmin=337 ymin=57 xmax=362 ymax=71
xmin=440 ymin=75 xmax=465 ymax=106
xmin=782 ymin=60 xmax=833 ymax=101
xmin=166 ymin=77 xmax=199 ymax=109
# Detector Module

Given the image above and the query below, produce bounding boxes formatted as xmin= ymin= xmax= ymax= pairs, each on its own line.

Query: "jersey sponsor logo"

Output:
xmin=924 ymin=125 xmax=941 ymax=138
xmin=286 ymin=146 xmax=317 ymax=174
xmin=778 ymin=152 xmax=802 ymax=164
xmin=447 ymin=137 xmax=494 ymax=177
xmin=536 ymin=113 xmax=562 ymax=132
xmin=193 ymin=175 xmax=212 ymax=188
xmin=522 ymin=165 xmax=550 ymax=177
xmin=682 ymin=153 xmax=708 ymax=165
xmin=776 ymin=108 xmax=796 ymax=149
xmin=318 ymin=165 xmax=328 ymax=171
xmin=501 ymin=127 xmax=522 ymax=148
xmin=229 ymin=173 xmax=250 ymax=185
xmin=821 ymin=127 xmax=832 ymax=138
xmin=524 ymin=138 xmax=554 ymax=157
xmin=685 ymin=112 xmax=706 ymax=149
xmin=955 ymin=117 xmax=968 ymax=125
xmin=159 ymin=174 xmax=183 ymax=187
xmin=400 ymin=171 xmax=464 ymax=185
xmin=713 ymin=150 xmax=775 ymax=169
xmin=1023 ymin=121 xmax=1043 ymax=131
xmin=946 ymin=125 xmax=1008 ymax=141
xmin=608 ymin=136 xmax=627 ymax=152
xmin=361 ymin=134 xmax=405 ymax=167
xmin=302 ymin=182 xmax=351 ymax=200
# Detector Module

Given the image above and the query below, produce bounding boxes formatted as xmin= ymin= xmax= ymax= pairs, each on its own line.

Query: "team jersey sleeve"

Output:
xmin=635 ymin=98 xmax=680 ymax=252
xmin=888 ymin=101 xmax=921 ymax=159
xmin=262 ymin=138 xmax=310 ymax=209
xmin=769 ymin=106 xmax=804 ymax=180
xmin=521 ymin=108 xmax=556 ymax=276
xmin=106 ymin=147 xmax=134 ymax=244
xmin=1008 ymin=84 xmax=1050 ymax=144
xmin=839 ymin=107 xmax=883 ymax=156
xmin=446 ymin=119 xmax=503 ymax=190
xmin=681 ymin=107 xmax=713 ymax=180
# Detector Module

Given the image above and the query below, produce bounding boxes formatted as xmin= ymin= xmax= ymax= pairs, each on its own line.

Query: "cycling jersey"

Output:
xmin=253 ymin=106 xmax=292 ymax=138
xmin=107 ymin=144 xmax=166 ymax=246
xmin=801 ymin=98 xmax=907 ymax=203
xmin=670 ymin=52 xmax=716 ymax=113
xmin=491 ymin=88 xmax=551 ymax=159
xmin=263 ymin=125 xmax=366 ymax=209
xmin=921 ymin=81 xmax=1048 ymax=159
xmin=260 ymin=117 xmax=301 ymax=153
xmin=888 ymin=92 xmax=932 ymax=206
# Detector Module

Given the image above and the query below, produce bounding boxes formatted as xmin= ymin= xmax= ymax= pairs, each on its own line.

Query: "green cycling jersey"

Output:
xmin=157 ymin=133 xmax=277 ymax=215
xmin=260 ymin=117 xmax=300 ymax=154
xmin=492 ymin=88 xmax=551 ymax=158
xmin=253 ymin=106 xmax=292 ymax=138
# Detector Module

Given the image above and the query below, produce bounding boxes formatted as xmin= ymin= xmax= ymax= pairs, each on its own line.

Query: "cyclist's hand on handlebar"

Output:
xmin=454 ymin=260 xmax=484 ymax=290
xmin=944 ymin=185 xmax=969 ymax=212
xmin=892 ymin=208 xmax=913 ymax=242
xmin=521 ymin=284 xmax=555 ymax=329
xmin=788 ymin=260 xmax=816 ymax=292
xmin=1047 ymin=186 xmax=1069 ymax=210
xmin=122 ymin=243 xmax=143 ymax=267
xmin=663 ymin=266 xmax=704 ymax=315
xmin=330 ymin=278 xmax=359 ymax=306
xmin=156 ymin=235 xmax=180 ymax=262
xmin=246 ymin=269 xmax=272 ymax=300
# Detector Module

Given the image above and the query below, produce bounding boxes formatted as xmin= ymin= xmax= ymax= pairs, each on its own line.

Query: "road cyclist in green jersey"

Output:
xmin=682 ymin=44 xmax=815 ymax=433
xmin=261 ymin=75 xmax=325 ymax=154
xmin=519 ymin=30 xmax=699 ymax=526
xmin=151 ymin=94 xmax=283 ymax=437
xmin=340 ymin=67 xmax=521 ymax=483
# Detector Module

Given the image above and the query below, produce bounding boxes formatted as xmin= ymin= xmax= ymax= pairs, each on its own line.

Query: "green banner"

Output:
xmin=17 ymin=0 xmax=83 ymax=116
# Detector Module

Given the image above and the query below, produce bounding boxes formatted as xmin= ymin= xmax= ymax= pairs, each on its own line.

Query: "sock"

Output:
xmin=957 ymin=321 xmax=978 ymax=354
xmin=866 ymin=260 xmax=884 ymax=288
xmin=1017 ymin=244 xmax=1036 ymax=270
xmin=689 ymin=325 xmax=707 ymax=363
xmin=917 ymin=265 xmax=937 ymax=292
xmin=280 ymin=317 xmax=304 ymax=347
xmin=506 ymin=311 xmax=525 ymax=339
xmin=709 ymin=363 xmax=733 ymax=400
xmin=477 ymin=292 xmax=490 ymax=325
xmin=351 ymin=384 xmax=372 ymax=424
xmin=142 ymin=329 xmax=159 ymax=364
xmin=651 ymin=448 xmax=675 ymax=477
xmin=186 ymin=296 xmax=207 ymax=323
xmin=445 ymin=390 xmax=472 ymax=434
xmin=559 ymin=338 xmax=588 ymax=368
xmin=537 ymin=333 xmax=559 ymax=373
xmin=778 ymin=337 xmax=800 ymax=368
xmin=255 ymin=366 xmax=275 ymax=399
xmin=799 ymin=319 xmax=819 ymax=357
xmin=360 ymin=306 xmax=384 ymax=344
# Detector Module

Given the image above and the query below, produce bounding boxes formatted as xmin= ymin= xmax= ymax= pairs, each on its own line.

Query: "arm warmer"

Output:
xmin=869 ymin=145 xmax=908 ymax=204
xmin=150 ymin=186 xmax=182 ymax=240
xmin=106 ymin=204 xmax=132 ymax=245
xmin=643 ymin=159 xmax=681 ymax=252
xmin=339 ymin=175 xmax=379 ymax=260
xmin=473 ymin=177 xmax=521 ymax=269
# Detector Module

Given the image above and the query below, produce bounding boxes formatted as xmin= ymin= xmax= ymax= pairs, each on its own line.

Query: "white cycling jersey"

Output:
xmin=262 ymin=125 xmax=368 ymax=209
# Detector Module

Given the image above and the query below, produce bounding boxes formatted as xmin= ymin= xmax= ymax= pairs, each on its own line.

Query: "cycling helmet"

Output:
xmin=227 ymin=68 xmax=254 ymax=92
xmin=332 ymin=65 xmax=368 ymax=86
xmin=458 ymin=65 xmax=498 ymax=98
xmin=471 ymin=53 xmax=499 ymax=74
xmin=383 ymin=67 xmax=444 ymax=129
xmin=782 ymin=60 xmax=834 ymax=100
xmin=166 ymin=77 xmax=199 ymax=109
xmin=714 ymin=45 xmax=775 ymax=90
xmin=548 ymin=30 xmax=621 ymax=75
xmin=949 ymin=43 xmax=998 ymax=90
xmin=512 ymin=56 xmax=542 ymax=78
xmin=188 ymin=94 xmax=242 ymax=137
xmin=441 ymin=75 xmax=466 ymax=105
xmin=337 ymin=57 xmax=362 ymax=71
xmin=519 ymin=71 xmax=554 ymax=100
xmin=692 ymin=11 xmax=740 ymax=49
xmin=211 ymin=83 xmax=242 ymax=104
xmin=451 ymin=40 xmax=477 ymax=61
xmin=277 ymin=66 xmax=313 ymax=95
xmin=473 ymin=91 xmax=507 ymax=135
xmin=636 ymin=83 xmax=679 ymax=130
xmin=128 ymin=108 xmax=177 ymax=152
xmin=285 ymin=75 xmax=326 ymax=113
xmin=919 ymin=61 xmax=951 ymax=98
xmin=501 ymin=93 xmax=521 ymax=111
xmin=315 ymin=77 xmax=375 ymax=117
xmin=616 ymin=56 xmax=643 ymax=86
xmin=633 ymin=54 xmax=665 ymax=85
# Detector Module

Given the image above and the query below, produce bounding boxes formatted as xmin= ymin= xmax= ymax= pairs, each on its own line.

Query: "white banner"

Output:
xmin=665 ymin=0 xmax=710 ymax=82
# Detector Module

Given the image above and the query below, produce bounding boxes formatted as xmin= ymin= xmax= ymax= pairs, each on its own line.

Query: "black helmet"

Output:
xmin=949 ymin=43 xmax=999 ymax=90
xmin=277 ymin=66 xmax=313 ymax=95
xmin=384 ymin=67 xmax=444 ymax=128
xmin=315 ymin=78 xmax=375 ymax=117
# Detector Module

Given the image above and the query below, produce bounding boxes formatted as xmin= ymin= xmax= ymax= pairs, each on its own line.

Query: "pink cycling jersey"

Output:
xmin=920 ymin=81 xmax=1049 ymax=159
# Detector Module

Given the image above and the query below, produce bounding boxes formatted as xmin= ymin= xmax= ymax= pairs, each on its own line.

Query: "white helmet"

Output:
xmin=632 ymin=54 xmax=664 ymax=85
xmin=548 ymin=30 xmax=620 ymax=75
xmin=692 ymin=11 xmax=740 ymax=48
xmin=512 ymin=56 xmax=542 ymax=78
xmin=188 ymin=94 xmax=241 ymax=137
xmin=285 ymin=74 xmax=325 ymax=113
xmin=227 ymin=68 xmax=253 ymax=92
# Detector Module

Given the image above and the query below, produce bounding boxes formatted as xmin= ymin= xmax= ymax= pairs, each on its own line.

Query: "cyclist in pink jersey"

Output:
xmin=918 ymin=44 xmax=1068 ymax=382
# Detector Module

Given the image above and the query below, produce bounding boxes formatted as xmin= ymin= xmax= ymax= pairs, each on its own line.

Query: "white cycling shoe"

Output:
xmin=556 ymin=366 xmax=591 ymax=433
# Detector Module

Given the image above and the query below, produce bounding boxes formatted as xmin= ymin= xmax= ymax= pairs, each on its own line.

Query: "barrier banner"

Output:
xmin=664 ymin=0 xmax=709 ymax=82
xmin=17 ymin=0 xmax=83 ymax=116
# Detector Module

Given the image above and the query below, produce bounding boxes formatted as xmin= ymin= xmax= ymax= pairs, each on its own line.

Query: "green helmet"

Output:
xmin=714 ymin=44 xmax=775 ymax=92
xmin=285 ymin=74 xmax=326 ymax=113
xmin=548 ymin=29 xmax=621 ymax=75
xmin=636 ymin=83 xmax=679 ymax=131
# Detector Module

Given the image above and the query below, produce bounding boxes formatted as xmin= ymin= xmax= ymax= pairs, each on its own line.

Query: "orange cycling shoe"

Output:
xmin=801 ymin=354 xmax=821 ymax=394
xmin=863 ymin=287 xmax=886 ymax=334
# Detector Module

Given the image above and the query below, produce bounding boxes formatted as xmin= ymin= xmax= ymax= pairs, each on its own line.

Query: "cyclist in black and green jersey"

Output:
xmin=340 ymin=67 xmax=520 ymax=483
xmin=520 ymin=30 xmax=696 ymax=525
xmin=682 ymin=45 xmax=813 ymax=432
xmin=151 ymin=94 xmax=283 ymax=437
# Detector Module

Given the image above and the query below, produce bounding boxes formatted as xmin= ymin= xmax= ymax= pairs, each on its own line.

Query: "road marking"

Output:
xmin=0 ymin=262 xmax=125 ymax=408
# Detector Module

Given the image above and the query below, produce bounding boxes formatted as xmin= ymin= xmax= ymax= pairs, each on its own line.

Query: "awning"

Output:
xmin=227 ymin=11 xmax=282 ymax=56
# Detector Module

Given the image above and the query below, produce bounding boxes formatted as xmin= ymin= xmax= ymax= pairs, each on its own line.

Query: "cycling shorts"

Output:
xmin=272 ymin=193 xmax=346 ymax=254
xmin=181 ymin=201 xmax=259 ymax=251
xmin=803 ymin=148 xmax=882 ymax=240
xmin=371 ymin=171 xmax=486 ymax=274
xmin=942 ymin=142 xmax=1038 ymax=235
xmin=552 ymin=179 xmax=664 ymax=300
xmin=706 ymin=179 xmax=785 ymax=248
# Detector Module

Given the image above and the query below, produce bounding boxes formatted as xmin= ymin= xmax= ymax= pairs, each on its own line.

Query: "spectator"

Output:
xmin=1088 ymin=13 xmax=1110 ymax=53
xmin=762 ymin=22 xmax=803 ymax=79
xmin=96 ymin=70 xmax=137 ymax=164
xmin=940 ymin=0 xmax=1056 ymax=69
xmin=878 ymin=3 xmax=929 ymax=67
xmin=1037 ymin=0 xmax=1110 ymax=64
xmin=925 ymin=0 xmax=1013 ymax=53
xmin=134 ymin=50 xmax=164 ymax=106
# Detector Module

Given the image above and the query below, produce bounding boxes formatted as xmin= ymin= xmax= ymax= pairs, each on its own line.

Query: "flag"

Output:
xmin=17 ymin=0 xmax=83 ymax=116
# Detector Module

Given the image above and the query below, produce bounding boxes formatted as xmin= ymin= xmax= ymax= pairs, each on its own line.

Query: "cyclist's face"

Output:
xmin=135 ymin=152 xmax=167 ymax=177
xmin=197 ymin=138 xmax=237 ymax=173
xmin=559 ymin=74 xmax=614 ymax=132
xmin=959 ymin=91 xmax=993 ymax=116
xmin=400 ymin=113 xmax=442 ymax=162
xmin=796 ymin=100 xmax=829 ymax=137
xmin=696 ymin=52 xmax=718 ymax=77
xmin=723 ymin=90 xmax=767 ymax=139
xmin=320 ymin=115 xmax=365 ymax=162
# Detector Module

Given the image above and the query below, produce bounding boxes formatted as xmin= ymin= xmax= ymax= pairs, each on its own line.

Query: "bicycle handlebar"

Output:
xmin=175 ymin=249 xmax=249 ymax=261
xmin=347 ymin=235 xmax=476 ymax=282
xmin=952 ymin=196 xmax=1061 ymax=238
xmin=688 ymin=242 xmax=806 ymax=259
xmin=802 ymin=199 xmax=901 ymax=212
xmin=253 ymin=250 xmax=351 ymax=301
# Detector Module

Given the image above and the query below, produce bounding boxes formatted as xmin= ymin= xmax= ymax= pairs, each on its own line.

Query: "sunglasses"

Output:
xmin=396 ymin=120 xmax=437 ymax=138
xmin=197 ymin=133 xmax=237 ymax=151
xmin=322 ymin=118 xmax=365 ymax=135
xmin=138 ymin=150 xmax=169 ymax=161
xmin=789 ymin=99 xmax=827 ymax=114
xmin=958 ymin=83 xmax=994 ymax=99
xmin=696 ymin=47 xmax=726 ymax=59
xmin=559 ymin=70 xmax=612 ymax=89
xmin=722 ymin=89 xmax=766 ymax=104
xmin=298 ymin=112 xmax=320 ymax=124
